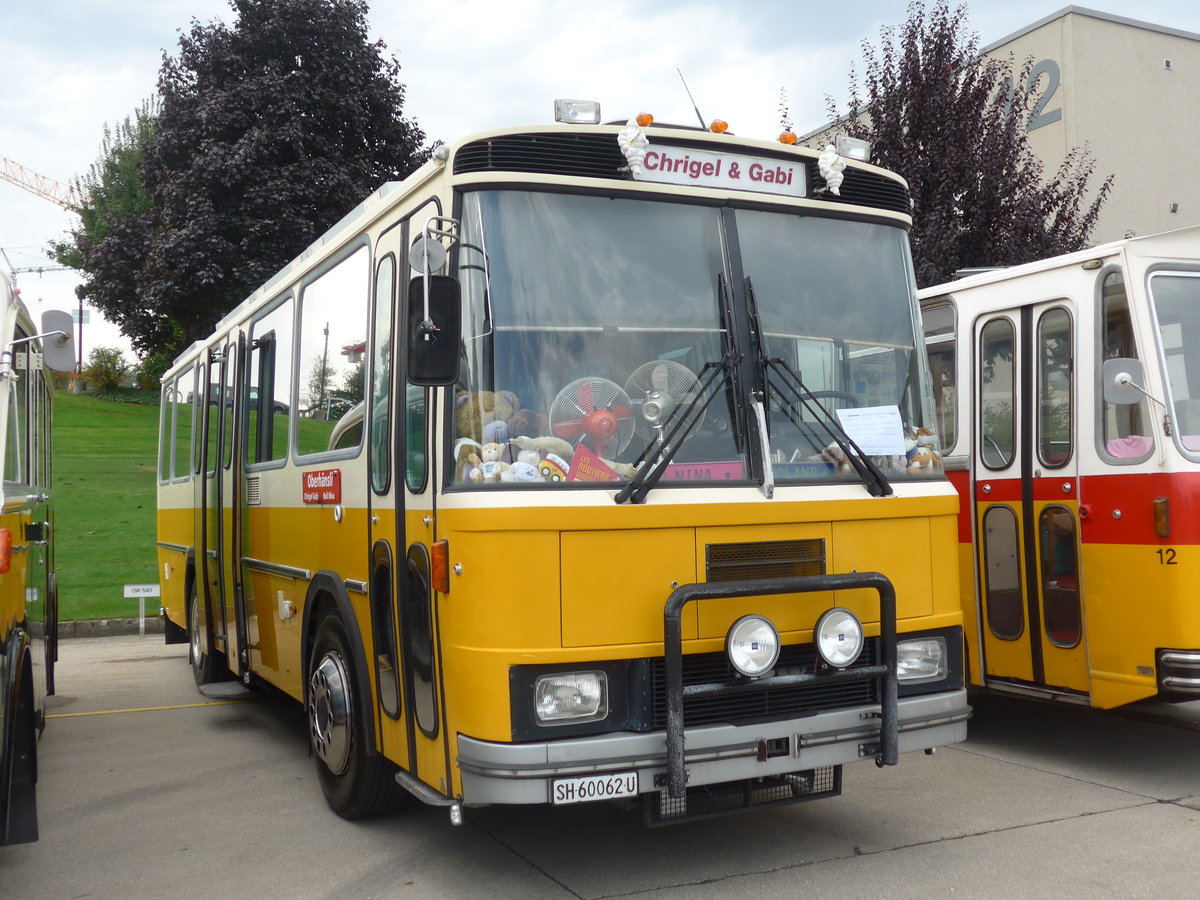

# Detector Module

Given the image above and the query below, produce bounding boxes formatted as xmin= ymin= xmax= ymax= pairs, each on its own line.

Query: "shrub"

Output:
xmin=83 ymin=346 xmax=130 ymax=393
xmin=133 ymin=351 xmax=172 ymax=391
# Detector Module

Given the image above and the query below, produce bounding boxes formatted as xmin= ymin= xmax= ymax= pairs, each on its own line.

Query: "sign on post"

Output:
xmin=124 ymin=584 xmax=161 ymax=635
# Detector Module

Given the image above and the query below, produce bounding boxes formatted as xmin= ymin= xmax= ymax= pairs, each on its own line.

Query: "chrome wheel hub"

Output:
xmin=308 ymin=651 xmax=352 ymax=775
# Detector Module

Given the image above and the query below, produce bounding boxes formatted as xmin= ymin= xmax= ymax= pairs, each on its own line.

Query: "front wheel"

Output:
xmin=307 ymin=612 xmax=406 ymax=818
xmin=189 ymin=585 xmax=222 ymax=686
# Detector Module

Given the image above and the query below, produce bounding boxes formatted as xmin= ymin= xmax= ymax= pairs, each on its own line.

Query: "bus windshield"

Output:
xmin=451 ymin=189 xmax=939 ymax=487
xmin=1150 ymin=271 xmax=1200 ymax=455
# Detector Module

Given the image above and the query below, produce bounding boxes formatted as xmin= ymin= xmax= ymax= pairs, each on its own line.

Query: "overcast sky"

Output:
xmin=3 ymin=0 xmax=1199 ymax=358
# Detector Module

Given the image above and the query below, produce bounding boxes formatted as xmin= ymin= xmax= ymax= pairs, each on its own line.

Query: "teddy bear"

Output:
xmin=907 ymin=445 xmax=937 ymax=473
xmin=506 ymin=407 xmax=549 ymax=440
xmin=815 ymin=442 xmax=853 ymax=475
xmin=477 ymin=442 xmax=510 ymax=481
xmin=455 ymin=390 xmax=518 ymax=442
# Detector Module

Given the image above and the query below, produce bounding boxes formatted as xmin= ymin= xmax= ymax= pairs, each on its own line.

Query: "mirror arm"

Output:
xmin=0 ymin=330 xmax=71 ymax=379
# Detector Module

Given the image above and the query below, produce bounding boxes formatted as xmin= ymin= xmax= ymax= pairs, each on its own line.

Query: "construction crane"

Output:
xmin=1 ymin=155 xmax=80 ymax=209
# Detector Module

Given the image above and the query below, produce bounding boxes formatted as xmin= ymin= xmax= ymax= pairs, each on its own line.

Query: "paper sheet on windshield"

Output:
xmin=835 ymin=405 xmax=905 ymax=455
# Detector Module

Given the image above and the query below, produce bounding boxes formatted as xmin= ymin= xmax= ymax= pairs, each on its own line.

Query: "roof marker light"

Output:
xmin=778 ymin=131 xmax=798 ymax=145
xmin=554 ymin=99 xmax=601 ymax=124
xmin=636 ymin=112 xmax=654 ymax=127
xmin=709 ymin=119 xmax=729 ymax=134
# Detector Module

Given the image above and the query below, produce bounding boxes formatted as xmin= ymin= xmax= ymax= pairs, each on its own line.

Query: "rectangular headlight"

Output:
xmin=835 ymin=133 xmax=872 ymax=161
xmin=896 ymin=637 xmax=947 ymax=684
xmin=535 ymin=672 xmax=607 ymax=724
xmin=554 ymin=99 xmax=601 ymax=125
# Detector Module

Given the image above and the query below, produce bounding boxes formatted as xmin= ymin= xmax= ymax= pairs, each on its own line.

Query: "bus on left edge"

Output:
xmin=0 ymin=269 xmax=75 ymax=845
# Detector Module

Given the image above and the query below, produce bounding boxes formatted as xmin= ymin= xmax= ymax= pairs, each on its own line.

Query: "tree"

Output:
xmin=50 ymin=102 xmax=176 ymax=353
xmin=827 ymin=0 xmax=1112 ymax=287
xmin=59 ymin=0 xmax=430 ymax=360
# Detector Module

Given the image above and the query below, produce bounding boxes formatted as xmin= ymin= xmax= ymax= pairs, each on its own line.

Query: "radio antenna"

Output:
xmin=677 ymin=68 xmax=707 ymax=129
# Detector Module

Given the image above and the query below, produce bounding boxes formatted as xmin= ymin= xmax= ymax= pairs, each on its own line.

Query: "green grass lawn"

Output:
xmin=53 ymin=390 xmax=160 ymax=620
xmin=50 ymin=389 xmax=346 ymax=620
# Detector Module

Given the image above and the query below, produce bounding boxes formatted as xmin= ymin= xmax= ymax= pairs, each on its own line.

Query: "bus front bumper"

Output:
xmin=456 ymin=688 xmax=969 ymax=806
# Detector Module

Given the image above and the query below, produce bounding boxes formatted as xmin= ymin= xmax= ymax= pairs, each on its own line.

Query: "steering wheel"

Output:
xmin=806 ymin=391 xmax=860 ymax=408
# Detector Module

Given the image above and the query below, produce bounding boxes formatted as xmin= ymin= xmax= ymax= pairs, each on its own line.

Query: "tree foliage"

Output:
xmin=828 ymin=0 xmax=1112 ymax=287
xmin=57 ymin=0 xmax=429 ymax=359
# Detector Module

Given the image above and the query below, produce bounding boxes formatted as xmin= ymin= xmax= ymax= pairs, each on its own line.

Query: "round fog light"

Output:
xmin=815 ymin=607 xmax=864 ymax=668
xmin=726 ymin=615 xmax=780 ymax=678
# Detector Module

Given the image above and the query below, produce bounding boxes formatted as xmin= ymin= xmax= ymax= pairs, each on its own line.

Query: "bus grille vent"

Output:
xmin=649 ymin=639 xmax=879 ymax=729
xmin=705 ymin=538 xmax=825 ymax=582
xmin=818 ymin=168 xmax=911 ymax=215
xmin=246 ymin=476 xmax=261 ymax=506
xmin=454 ymin=133 xmax=627 ymax=179
xmin=453 ymin=135 xmax=911 ymax=216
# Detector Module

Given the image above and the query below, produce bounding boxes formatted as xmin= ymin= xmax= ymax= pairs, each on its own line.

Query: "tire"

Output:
xmin=306 ymin=612 xmax=406 ymax=819
xmin=188 ymin=584 xmax=222 ymax=687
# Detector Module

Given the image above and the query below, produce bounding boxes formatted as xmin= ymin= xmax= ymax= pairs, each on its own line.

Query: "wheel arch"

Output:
xmin=302 ymin=571 xmax=378 ymax=757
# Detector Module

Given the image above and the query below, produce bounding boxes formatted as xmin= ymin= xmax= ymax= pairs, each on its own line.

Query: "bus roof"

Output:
xmin=917 ymin=224 xmax=1200 ymax=299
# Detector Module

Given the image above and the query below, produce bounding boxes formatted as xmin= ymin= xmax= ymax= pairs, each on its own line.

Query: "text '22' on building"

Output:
xmin=0 ymin=270 xmax=74 ymax=844
xmin=156 ymin=102 xmax=969 ymax=826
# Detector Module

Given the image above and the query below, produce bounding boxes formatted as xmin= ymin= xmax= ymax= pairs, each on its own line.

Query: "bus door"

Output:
xmin=974 ymin=302 xmax=1089 ymax=697
xmin=370 ymin=214 xmax=450 ymax=798
xmin=213 ymin=339 xmax=249 ymax=677
xmin=194 ymin=351 xmax=227 ymax=668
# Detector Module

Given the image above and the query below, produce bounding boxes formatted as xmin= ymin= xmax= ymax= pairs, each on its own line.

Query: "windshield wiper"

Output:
xmin=615 ymin=350 xmax=740 ymax=504
xmin=764 ymin=357 xmax=893 ymax=497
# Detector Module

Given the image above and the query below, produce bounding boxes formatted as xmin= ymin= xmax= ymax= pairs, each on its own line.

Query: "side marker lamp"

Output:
xmin=1154 ymin=497 xmax=1171 ymax=539
xmin=726 ymin=615 xmax=780 ymax=678
xmin=814 ymin=608 xmax=864 ymax=668
xmin=554 ymin=99 xmax=601 ymax=124
xmin=835 ymin=134 xmax=872 ymax=161
xmin=0 ymin=528 xmax=9 ymax=574
xmin=431 ymin=539 xmax=450 ymax=593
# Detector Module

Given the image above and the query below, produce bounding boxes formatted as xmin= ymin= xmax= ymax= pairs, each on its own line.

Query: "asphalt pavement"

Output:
xmin=3 ymin=634 xmax=1200 ymax=898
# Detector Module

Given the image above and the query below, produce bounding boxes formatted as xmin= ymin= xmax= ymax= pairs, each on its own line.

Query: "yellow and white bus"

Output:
xmin=0 ymin=269 xmax=74 ymax=844
xmin=158 ymin=105 xmax=969 ymax=825
xmin=920 ymin=226 xmax=1200 ymax=708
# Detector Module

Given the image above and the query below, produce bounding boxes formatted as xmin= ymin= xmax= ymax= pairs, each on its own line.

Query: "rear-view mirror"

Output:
xmin=407 ymin=275 xmax=461 ymax=387
xmin=40 ymin=309 xmax=77 ymax=373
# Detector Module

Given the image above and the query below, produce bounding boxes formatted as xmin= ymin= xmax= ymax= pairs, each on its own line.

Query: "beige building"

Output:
xmin=983 ymin=7 xmax=1200 ymax=242
xmin=803 ymin=6 xmax=1200 ymax=244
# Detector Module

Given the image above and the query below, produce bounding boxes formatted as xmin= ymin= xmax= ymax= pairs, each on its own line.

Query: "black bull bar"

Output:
xmin=664 ymin=572 xmax=898 ymax=799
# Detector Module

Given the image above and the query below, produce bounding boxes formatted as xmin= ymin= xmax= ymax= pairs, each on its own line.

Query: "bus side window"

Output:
xmin=921 ymin=301 xmax=956 ymax=452
xmin=247 ymin=297 xmax=294 ymax=465
xmin=296 ymin=246 xmax=369 ymax=456
xmin=1099 ymin=271 xmax=1152 ymax=460
xmin=980 ymin=318 xmax=1015 ymax=469
xmin=1039 ymin=506 xmax=1081 ymax=648
xmin=164 ymin=366 xmax=195 ymax=481
xmin=370 ymin=256 xmax=395 ymax=494
xmin=983 ymin=506 xmax=1023 ymax=640
xmin=3 ymin=363 xmax=23 ymax=484
xmin=1037 ymin=307 xmax=1073 ymax=468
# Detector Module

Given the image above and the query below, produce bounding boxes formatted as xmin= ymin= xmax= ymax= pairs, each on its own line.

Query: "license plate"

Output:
xmin=551 ymin=771 xmax=639 ymax=805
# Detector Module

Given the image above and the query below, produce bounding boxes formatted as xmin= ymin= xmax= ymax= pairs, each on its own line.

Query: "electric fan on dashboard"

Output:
xmin=623 ymin=360 xmax=704 ymax=443
xmin=549 ymin=377 xmax=635 ymax=458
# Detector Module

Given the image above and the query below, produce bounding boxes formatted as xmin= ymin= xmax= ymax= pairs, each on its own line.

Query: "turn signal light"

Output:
xmin=1153 ymin=497 xmax=1171 ymax=539
xmin=431 ymin=539 xmax=450 ymax=593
